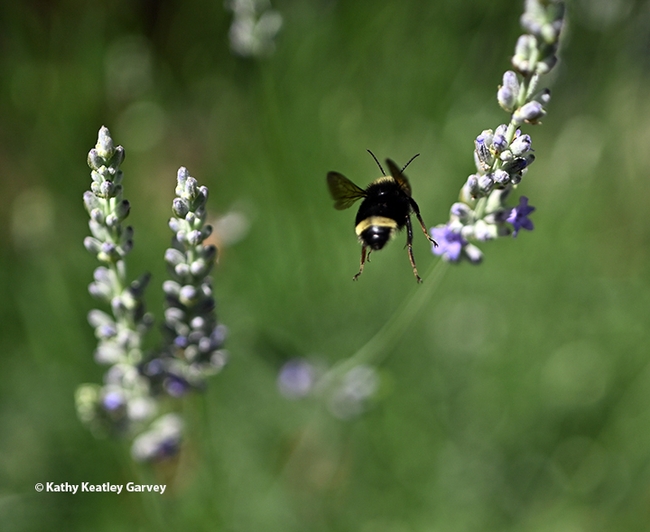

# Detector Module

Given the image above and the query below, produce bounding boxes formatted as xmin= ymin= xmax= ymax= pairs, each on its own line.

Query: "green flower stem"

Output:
xmin=504 ymin=122 xmax=519 ymax=148
xmin=316 ymin=259 xmax=448 ymax=396
xmin=473 ymin=196 xmax=488 ymax=220
xmin=524 ymin=71 xmax=541 ymax=101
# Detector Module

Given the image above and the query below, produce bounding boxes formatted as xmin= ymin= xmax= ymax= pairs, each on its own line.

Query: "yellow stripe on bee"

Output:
xmin=355 ymin=216 xmax=399 ymax=236
xmin=369 ymin=176 xmax=396 ymax=186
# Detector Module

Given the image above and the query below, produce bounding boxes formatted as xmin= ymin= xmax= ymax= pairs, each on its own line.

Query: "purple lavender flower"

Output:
xmin=507 ymin=196 xmax=535 ymax=236
xmin=430 ymin=225 xmax=467 ymax=262
xmin=164 ymin=375 xmax=191 ymax=397
xmin=103 ymin=390 xmax=125 ymax=411
xmin=278 ymin=358 xmax=316 ymax=399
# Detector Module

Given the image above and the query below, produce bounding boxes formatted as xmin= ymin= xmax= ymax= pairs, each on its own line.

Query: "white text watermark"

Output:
xmin=34 ymin=482 xmax=166 ymax=494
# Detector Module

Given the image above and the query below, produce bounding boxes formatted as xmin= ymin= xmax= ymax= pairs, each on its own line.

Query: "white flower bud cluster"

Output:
xmin=226 ymin=0 xmax=283 ymax=58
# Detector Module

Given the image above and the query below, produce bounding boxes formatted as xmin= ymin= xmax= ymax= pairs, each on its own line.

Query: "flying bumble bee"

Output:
xmin=327 ymin=151 xmax=438 ymax=283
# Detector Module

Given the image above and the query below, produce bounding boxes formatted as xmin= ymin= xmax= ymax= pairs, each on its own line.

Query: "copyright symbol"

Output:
xmin=35 ymin=483 xmax=44 ymax=492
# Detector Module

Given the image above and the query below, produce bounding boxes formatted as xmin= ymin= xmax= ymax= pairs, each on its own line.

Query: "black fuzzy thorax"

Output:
xmin=354 ymin=180 xmax=411 ymax=228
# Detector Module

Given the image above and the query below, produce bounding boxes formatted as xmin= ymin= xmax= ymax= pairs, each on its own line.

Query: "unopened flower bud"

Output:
xmin=534 ymin=88 xmax=551 ymax=105
xmin=493 ymin=169 xmax=510 ymax=185
xmin=115 ymin=200 xmax=131 ymax=221
xmin=492 ymin=126 xmax=509 ymax=153
xmin=450 ymin=202 xmax=472 ymax=223
xmin=175 ymin=263 xmax=190 ymax=277
xmin=105 ymin=213 xmax=119 ymax=227
xmin=513 ymin=101 xmax=545 ymax=125
xmin=464 ymin=243 xmax=483 ymax=264
xmin=175 ymin=167 xmax=189 ymax=195
xmin=183 ymin=177 xmax=199 ymax=199
xmin=473 ymin=220 xmax=498 ymax=241
xmin=172 ymin=198 xmax=190 ymax=218
xmin=190 ymin=260 xmax=210 ymax=277
xmin=179 ymin=284 xmax=197 ymax=305
xmin=187 ymin=230 xmax=203 ymax=246
xmin=168 ymin=218 xmax=181 ymax=233
xmin=512 ymin=35 xmax=537 ymax=75
xmin=474 ymin=131 xmax=494 ymax=171
xmin=498 ymin=71 xmax=520 ymax=112
xmin=90 ymin=208 xmax=105 ymax=225
xmin=96 ymin=126 xmax=114 ymax=159
xmin=466 ymin=174 xmax=480 ymax=197
xmin=110 ymin=146 xmax=125 ymax=169
xmin=500 ymin=150 xmax=513 ymax=162
xmin=87 ymin=149 xmax=104 ymax=170
xmin=99 ymin=180 xmax=114 ymax=198
xmin=164 ymin=248 xmax=185 ymax=267
xmin=478 ymin=174 xmax=494 ymax=195
xmin=202 ymin=245 xmax=218 ymax=263
xmin=163 ymin=280 xmax=181 ymax=297
xmin=537 ymin=53 xmax=557 ymax=75
xmin=510 ymin=134 xmax=532 ymax=156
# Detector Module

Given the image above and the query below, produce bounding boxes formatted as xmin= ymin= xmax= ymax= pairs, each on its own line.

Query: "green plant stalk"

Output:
xmin=316 ymin=259 xmax=448 ymax=395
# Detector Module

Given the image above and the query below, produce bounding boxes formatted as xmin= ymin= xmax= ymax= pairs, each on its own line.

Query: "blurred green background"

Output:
xmin=2 ymin=0 xmax=650 ymax=530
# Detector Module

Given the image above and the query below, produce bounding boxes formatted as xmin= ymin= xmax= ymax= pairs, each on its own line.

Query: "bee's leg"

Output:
xmin=353 ymin=245 xmax=368 ymax=281
xmin=408 ymin=198 xmax=438 ymax=247
xmin=405 ymin=217 xmax=423 ymax=283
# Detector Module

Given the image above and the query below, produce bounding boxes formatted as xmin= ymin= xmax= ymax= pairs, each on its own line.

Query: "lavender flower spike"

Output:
xmin=144 ymin=167 xmax=228 ymax=397
xmin=430 ymin=0 xmax=564 ymax=263
xmin=76 ymin=126 xmax=155 ymax=437
xmin=78 ymin=129 xmax=229 ymax=462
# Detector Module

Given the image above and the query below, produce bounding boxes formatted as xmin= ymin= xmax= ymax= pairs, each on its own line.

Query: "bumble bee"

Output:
xmin=327 ymin=151 xmax=437 ymax=283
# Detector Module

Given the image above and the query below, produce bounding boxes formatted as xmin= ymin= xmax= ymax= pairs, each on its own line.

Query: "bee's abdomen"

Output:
xmin=355 ymin=220 xmax=394 ymax=250
xmin=356 ymin=220 xmax=396 ymax=251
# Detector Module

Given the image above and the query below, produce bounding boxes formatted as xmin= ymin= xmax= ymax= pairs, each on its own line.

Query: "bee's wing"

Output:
xmin=326 ymin=172 xmax=366 ymax=210
xmin=386 ymin=158 xmax=412 ymax=196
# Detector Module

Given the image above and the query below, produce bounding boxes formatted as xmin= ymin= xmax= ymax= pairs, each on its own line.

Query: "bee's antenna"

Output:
xmin=401 ymin=153 xmax=420 ymax=172
xmin=367 ymin=149 xmax=386 ymax=175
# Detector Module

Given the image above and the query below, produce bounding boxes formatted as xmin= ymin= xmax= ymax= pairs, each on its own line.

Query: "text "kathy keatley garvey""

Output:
xmin=45 ymin=482 xmax=167 ymax=494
